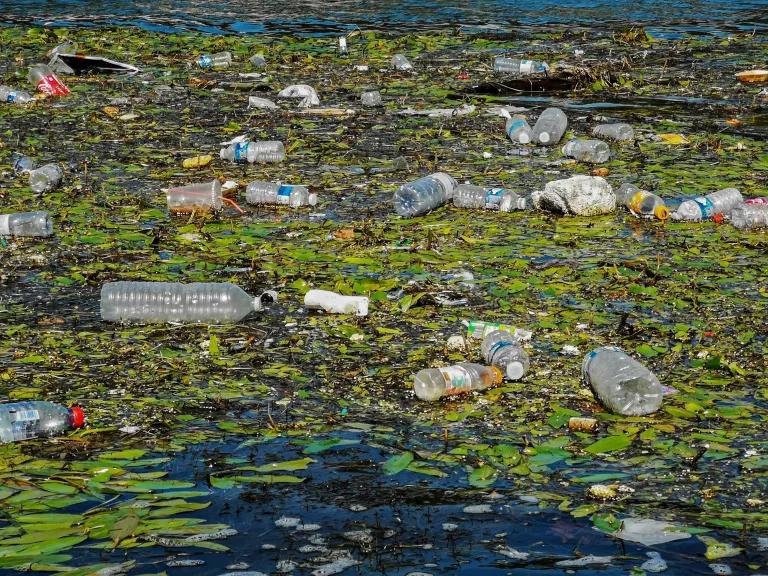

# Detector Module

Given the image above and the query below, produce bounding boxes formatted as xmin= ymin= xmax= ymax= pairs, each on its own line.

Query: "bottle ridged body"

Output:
xmin=582 ymin=347 xmax=662 ymax=416
xmin=493 ymin=57 xmax=549 ymax=75
xmin=29 ymin=163 xmax=63 ymax=193
xmin=592 ymin=123 xmax=634 ymax=141
xmin=0 ymin=211 xmax=53 ymax=237
xmin=198 ymin=52 xmax=232 ymax=69
xmin=393 ymin=172 xmax=457 ymax=217
xmin=0 ymin=401 xmax=76 ymax=443
xmin=100 ymin=281 xmax=257 ymax=323
xmin=453 ymin=184 xmax=521 ymax=212
xmin=481 ymin=330 xmax=530 ymax=380
xmin=245 ymin=181 xmax=316 ymax=207
xmin=674 ymin=188 xmax=743 ymax=221
xmin=731 ymin=204 xmax=768 ymax=230
xmin=0 ymin=85 xmax=33 ymax=105
xmin=562 ymin=139 xmax=610 ymax=163
xmin=506 ymin=115 xmax=532 ymax=144
xmin=532 ymin=107 xmax=568 ymax=145
xmin=392 ymin=54 xmax=413 ymax=70
xmin=413 ymin=362 xmax=502 ymax=401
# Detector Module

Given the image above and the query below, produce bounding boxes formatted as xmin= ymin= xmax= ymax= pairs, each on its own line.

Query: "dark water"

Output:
xmin=1 ymin=0 xmax=768 ymax=36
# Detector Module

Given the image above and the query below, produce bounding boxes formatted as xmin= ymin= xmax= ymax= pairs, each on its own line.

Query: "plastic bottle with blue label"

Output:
xmin=505 ymin=114 xmax=533 ymax=144
xmin=452 ymin=184 xmax=525 ymax=212
xmin=493 ymin=57 xmax=549 ymax=75
xmin=481 ymin=330 xmax=530 ymax=380
xmin=245 ymin=180 xmax=317 ymax=207
xmin=672 ymin=188 xmax=743 ymax=221
xmin=413 ymin=363 xmax=503 ymax=401
xmin=197 ymin=51 xmax=232 ymax=69
xmin=0 ymin=86 xmax=33 ymax=105
xmin=219 ymin=141 xmax=285 ymax=163
xmin=0 ymin=401 xmax=84 ymax=443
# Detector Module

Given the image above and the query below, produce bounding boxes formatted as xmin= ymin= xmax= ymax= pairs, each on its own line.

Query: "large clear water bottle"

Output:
xmin=393 ymin=172 xmax=457 ymax=217
xmin=532 ymin=107 xmax=568 ymax=146
xmin=0 ymin=401 xmax=84 ymax=443
xmin=615 ymin=183 xmax=670 ymax=220
xmin=505 ymin=114 xmax=532 ymax=144
xmin=245 ymin=181 xmax=317 ymax=208
xmin=582 ymin=346 xmax=662 ymax=416
xmin=101 ymin=281 xmax=272 ymax=323
xmin=673 ymin=188 xmax=743 ymax=221
xmin=453 ymin=184 xmax=525 ymax=212
xmin=197 ymin=51 xmax=232 ymax=69
xmin=0 ymin=211 xmax=53 ymax=237
xmin=29 ymin=163 xmax=63 ymax=193
xmin=220 ymin=141 xmax=285 ymax=163
xmin=413 ymin=363 xmax=503 ymax=401
xmin=0 ymin=85 xmax=33 ymax=105
xmin=493 ymin=57 xmax=549 ymax=75
xmin=481 ymin=330 xmax=530 ymax=380
xmin=561 ymin=139 xmax=610 ymax=163
xmin=592 ymin=123 xmax=634 ymax=142
xmin=731 ymin=204 xmax=768 ymax=230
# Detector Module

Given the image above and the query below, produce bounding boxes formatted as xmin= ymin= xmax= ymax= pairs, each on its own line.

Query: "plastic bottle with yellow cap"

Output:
xmin=413 ymin=363 xmax=503 ymax=401
xmin=616 ymin=183 xmax=670 ymax=221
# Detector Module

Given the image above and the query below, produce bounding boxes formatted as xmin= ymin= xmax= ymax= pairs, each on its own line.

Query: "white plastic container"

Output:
xmin=493 ymin=57 xmax=549 ymax=75
xmin=29 ymin=163 xmax=63 ymax=193
xmin=731 ymin=204 xmax=768 ymax=230
xmin=220 ymin=141 xmax=285 ymax=163
xmin=197 ymin=51 xmax=232 ymax=69
xmin=0 ymin=85 xmax=33 ymax=105
xmin=452 ymin=184 xmax=525 ymax=212
xmin=561 ymin=139 xmax=610 ymax=163
xmin=592 ymin=123 xmax=634 ymax=142
xmin=391 ymin=54 xmax=413 ymax=71
xmin=505 ymin=114 xmax=533 ymax=144
xmin=413 ymin=363 xmax=503 ymax=401
xmin=304 ymin=289 xmax=368 ymax=316
xmin=361 ymin=90 xmax=382 ymax=106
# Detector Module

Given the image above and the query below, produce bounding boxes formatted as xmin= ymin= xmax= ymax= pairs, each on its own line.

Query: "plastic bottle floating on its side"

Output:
xmin=0 ymin=211 xmax=53 ymax=237
xmin=0 ymin=401 xmax=85 ymax=444
xmin=413 ymin=363 xmax=503 ymax=401
xmin=166 ymin=180 xmax=223 ymax=214
xmin=481 ymin=330 xmax=530 ymax=381
xmin=731 ymin=204 xmax=768 ymax=230
xmin=220 ymin=141 xmax=285 ymax=163
xmin=582 ymin=346 xmax=663 ymax=416
xmin=100 ymin=281 xmax=273 ymax=323
xmin=0 ymin=85 xmax=34 ymax=105
xmin=12 ymin=154 xmax=36 ymax=175
xmin=453 ymin=184 xmax=525 ymax=212
xmin=245 ymin=181 xmax=317 ymax=208
xmin=29 ymin=163 xmax=63 ymax=193
xmin=532 ymin=107 xmax=568 ymax=146
xmin=465 ymin=320 xmax=533 ymax=342
xmin=505 ymin=114 xmax=533 ymax=144
xmin=393 ymin=172 xmax=457 ymax=217
xmin=672 ymin=188 xmax=743 ymax=221
xmin=391 ymin=54 xmax=413 ymax=71
xmin=197 ymin=51 xmax=232 ymax=69
xmin=561 ymin=139 xmax=610 ymax=163
xmin=27 ymin=64 xmax=69 ymax=96
xmin=592 ymin=123 xmax=635 ymax=142
xmin=493 ymin=57 xmax=549 ymax=75
xmin=615 ymin=183 xmax=670 ymax=220
xmin=249 ymin=54 xmax=267 ymax=68
xmin=304 ymin=289 xmax=369 ymax=316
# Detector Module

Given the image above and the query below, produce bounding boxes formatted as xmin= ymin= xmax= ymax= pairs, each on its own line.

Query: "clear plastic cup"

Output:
xmin=166 ymin=180 xmax=223 ymax=214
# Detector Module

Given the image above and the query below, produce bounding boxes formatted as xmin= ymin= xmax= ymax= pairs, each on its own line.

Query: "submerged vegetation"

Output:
xmin=0 ymin=23 xmax=766 ymax=575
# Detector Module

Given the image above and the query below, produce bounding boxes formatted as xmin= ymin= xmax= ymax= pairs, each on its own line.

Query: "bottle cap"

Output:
xmin=538 ymin=132 xmax=551 ymax=144
xmin=308 ymin=192 xmax=318 ymax=206
xmin=654 ymin=205 xmax=670 ymax=220
xmin=489 ymin=366 xmax=504 ymax=385
xmin=505 ymin=361 xmax=525 ymax=381
xmin=69 ymin=406 xmax=85 ymax=428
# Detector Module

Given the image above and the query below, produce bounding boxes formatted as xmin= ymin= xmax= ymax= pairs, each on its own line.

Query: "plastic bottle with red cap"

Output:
xmin=0 ymin=401 xmax=84 ymax=443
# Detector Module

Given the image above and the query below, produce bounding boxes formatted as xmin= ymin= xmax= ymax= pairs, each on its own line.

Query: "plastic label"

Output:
xmin=487 ymin=340 xmax=514 ymax=364
xmin=233 ymin=142 xmax=248 ymax=162
xmin=11 ymin=409 xmax=40 ymax=421
xmin=36 ymin=75 xmax=69 ymax=96
xmin=506 ymin=118 xmax=526 ymax=136
xmin=0 ymin=215 xmax=9 ymax=236
xmin=694 ymin=196 xmax=715 ymax=219
xmin=198 ymin=55 xmax=213 ymax=68
xmin=628 ymin=190 xmax=650 ymax=216
xmin=6 ymin=92 xmax=15 ymax=103
xmin=485 ymin=188 xmax=505 ymax=209
xmin=465 ymin=320 xmax=532 ymax=341
xmin=276 ymin=185 xmax=293 ymax=204
xmin=519 ymin=59 xmax=533 ymax=74
xmin=439 ymin=366 xmax=472 ymax=395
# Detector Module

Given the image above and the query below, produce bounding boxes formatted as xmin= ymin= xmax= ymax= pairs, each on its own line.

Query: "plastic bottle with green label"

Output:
xmin=413 ymin=363 xmax=503 ymax=401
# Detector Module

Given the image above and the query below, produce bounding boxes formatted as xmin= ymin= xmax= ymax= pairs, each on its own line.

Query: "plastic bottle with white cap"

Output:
xmin=481 ymin=330 xmax=530 ymax=380
xmin=452 ymin=184 xmax=525 ymax=212
xmin=246 ymin=181 xmax=317 ymax=208
xmin=672 ymin=188 xmax=743 ymax=221
xmin=532 ymin=107 xmax=568 ymax=146
xmin=304 ymin=290 xmax=368 ymax=316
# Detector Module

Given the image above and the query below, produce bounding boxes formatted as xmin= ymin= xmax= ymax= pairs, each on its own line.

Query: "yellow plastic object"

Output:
xmin=182 ymin=155 xmax=213 ymax=169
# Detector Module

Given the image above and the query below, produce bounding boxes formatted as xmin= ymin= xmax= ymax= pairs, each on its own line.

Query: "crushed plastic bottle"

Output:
xmin=731 ymin=203 xmax=768 ymax=230
xmin=453 ymin=184 xmax=525 ymax=212
xmin=561 ymin=139 xmax=610 ymax=163
xmin=197 ymin=51 xmax=232 ymax=69
xmin=0 ymin=211 xmax=53 ymax=237
xmin=27 ymin=64 xmax=70 ymax=96
xmin=101 ymin=281 xmax=273 ymax=323
xmin=615 ymin=183 xmax=670 ymax=220
xmin=391 ymin=54 xmax=413 ymax=71
xmin=532 ymin=107 xmax=568 ymax=146
xmin=393 ymin=172 xmax=457 ymax=217
xmin=165 ymin=180 xmax=223 ymax=213
xmin=592 ymin=123 xmax=635 ymax=142
xmin=29 ymin=163 xmax=63 ymax=193
xmin=0 ymin=85 xmax=33 ymax=105
xmin=0 ymin=401 xmax=84 ymax=443
xmin=481 ymin=330 xmax=530 ymax=380
xmin=220 ymin=141 xmax=285 ymax=163
xmin=12 ymin=154 xmax=36 ymax=175
xmin=245 ymin=181 xmax=317 ymax=208
xmin=304 ymin=289 xmax=369 ymax=316
xmin=278 ymin=84 xmax=319 ymax=107
xmin=361 ymin=90 xmax=382 ymax=107
xmin=672 ymin=188 xmax=743 ymax=221
xmin=413 ymin=363 xmax=503 ymax=401
xmin=582 ymin=346 xmax=663 ymax=416
xmin=493 ymin=57 xmax=549 ymax=75
xmin=505 ymin=114 xmax=533 ymax=144
xmin=248 ymin=96 xmax=278 ymax=110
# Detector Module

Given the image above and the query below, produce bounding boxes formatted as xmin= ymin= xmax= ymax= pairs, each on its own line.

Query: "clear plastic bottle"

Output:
xmin=197 ymin=51 xmax=232 ymax=69
xmin=100 ymin=281 xmax=271 ymax=323
xmin=12 ymin=154 xmax=36 ymax=175
xmin=392 ymin=54 xmax=413 ymax=71
xmin=731 ymin=204 xmax=768 ymax=230
xmin=532 ymin=107 xmax=568 ymax=146
xmin=338 ymin=36 xmax=348 ymax=56
xmin=0 ymin=401 xmax=84 ymax=443
xmin=481 ymin=330 xmax=530 ymax=380
xmin=166 ymin=180 xmax=223 ymax=213
xmin=493 ymin=57 xmax=549 ymax=75
xmin=615 ymin=183 xmax=669 ymax=220
xmin=29 ymin=163 xmax=63 ymax=193
xmin=413 ymin=363 xmax=503 ymax=401
xmin=393 ymin=172 xmax=457 ymax=217
xmin=582 ymin=346 xmax=663 ymax=416
xmin=361 ymin=90 xmax=382 ymax=107
xmin=561 ymin=139 xmax=610 ymax=163
xmin=672 ymin=188 xmax=743 ymax=221
xmin=0 ymin=211 xmax=53 ymax=237
xmin=304 ymin=289 xmax=369 ymax=316
xmin=220 ymin=141 xmax=285 ymax=163
xmin=505 ymin=114 xmax=532 ymax=144
xmin=249 ymin=54 xmax=267 ymax=68
xmin=453 ymin=184 xmax=525 ymax=212
xmin=592 ymin=123 xmax=635 ymax=142
xmin=245 ymin=181 xmax=317 ymax=208
xmin=0 ymin=85 xmax=33 ymax=105
xmin=27 ymin=64 xmax=70 ymax=96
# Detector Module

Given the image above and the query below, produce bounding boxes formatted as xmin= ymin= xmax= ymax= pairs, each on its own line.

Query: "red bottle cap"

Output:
xmin=69 ymin=406 xmax=85 ymax=428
